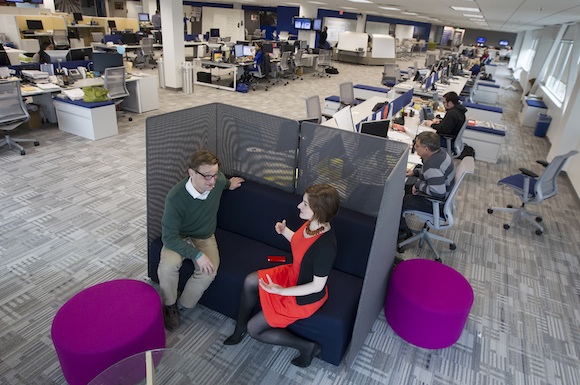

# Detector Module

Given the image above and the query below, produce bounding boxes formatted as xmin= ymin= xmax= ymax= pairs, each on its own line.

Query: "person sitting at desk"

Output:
xmin=32 ymin=42 xmax=54 ymax=64
xmin=399 ymin=131 xmax=455 ymax=242
xmin=424 ymin=91 xmax=466 ymax=148
xmin=251 ymin=42 xmax=263 ymax=70
xmin=468 ymin=58 xmax=481 ymax=77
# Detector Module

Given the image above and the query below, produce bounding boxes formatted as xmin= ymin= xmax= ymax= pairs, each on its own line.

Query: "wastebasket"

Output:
xmin=534 ymin=113 xmax=552 ymax=137
xmin=157 ymin=58 xmax=165 ymax=88
xmin=182 ymin=62 xmax=194 ymax=94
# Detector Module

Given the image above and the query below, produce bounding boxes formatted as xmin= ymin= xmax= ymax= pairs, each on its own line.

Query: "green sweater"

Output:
xmin=161 ymin=174 xmax=230 ymax=260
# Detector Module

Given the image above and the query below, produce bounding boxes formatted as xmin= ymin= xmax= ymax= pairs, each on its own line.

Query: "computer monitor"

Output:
xmin=46 ymin=49 xmax=70 ymax=64
xmin=210 ymin=28 xmax=220 ymax=38
xmin=360 ymin=119 xmax=389 ymax=138
xmin=333 ymin=106 xmax=355 ymax=132
xmin=26 ymin=20 xmax=44 ymax=30
xmin=313 ymin=19 xmax=322 ymax=31
xmin=121 ymin=33 xmax=137 ymax=45
xmin=0 ymin=45 xmax=11 ymax=66
xmin=108 ymin=20 xmax=116 ymax=29
xmin=68 ymin=47 xmax=93 ymax=61
xmin=92 ymin=52 xmax=124 ymax=75
xmin=294 ymin=17 xmax=312 ymax=30
xmin=262 ymin=43 xmax=273 ymax=54
xmin=499 ymin=40 xmax=509 ymax=46
xmin=234 ymin=44 xmax=244 ymax=58
xmin=138 ymin=13 xmax=150 ymax=22
xmin=280 ymin=43 xmax=294 ymax=53
xmin=242 ymin=45 xmax=253 ymax=57
xmin=73 ymin=13 xmax=83 ymax=22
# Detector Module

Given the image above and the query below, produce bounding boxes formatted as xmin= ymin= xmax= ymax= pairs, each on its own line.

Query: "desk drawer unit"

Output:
xmin=54 ymin=99 xmax=118 ymax=141
xmin=463 ymin=126 xmax=506 ymax=164
xmin=121 ymin=76 xmax=159 ymax=113
xmin=472 ymin=83 xmax=499 ymax=105
xmin=521 ymin=98 xmax=548 ymax=127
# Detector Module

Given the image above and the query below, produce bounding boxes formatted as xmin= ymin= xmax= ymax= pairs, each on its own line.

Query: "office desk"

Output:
xmin=323 ymin=96 xmax=389 ymax=129
xmin=193 ymin=59 xmax=252 ymax=92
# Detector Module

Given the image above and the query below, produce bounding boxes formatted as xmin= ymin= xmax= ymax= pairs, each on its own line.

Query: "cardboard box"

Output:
xmin=21 ymin=110 xmax=42 ymax=129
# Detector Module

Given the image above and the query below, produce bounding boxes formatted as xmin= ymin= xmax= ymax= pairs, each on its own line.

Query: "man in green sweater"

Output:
xmin=158 ymin=149 xmax=244 ymax=331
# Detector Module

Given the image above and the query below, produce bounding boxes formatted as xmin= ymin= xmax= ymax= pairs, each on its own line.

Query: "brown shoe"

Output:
xmin=163 ymin=303 xmax=180 ymax=331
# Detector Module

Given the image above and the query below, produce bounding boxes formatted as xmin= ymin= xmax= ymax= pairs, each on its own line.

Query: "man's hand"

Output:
xmin=406 ymin=168 xmax=415 ymax=177
xmin=195 ymin=253 xmax=215 ymax=275
xmin=412 ymin=185 xmax=418 ymax=195
xmin=229 ymin=177 xmax=245 ymax=190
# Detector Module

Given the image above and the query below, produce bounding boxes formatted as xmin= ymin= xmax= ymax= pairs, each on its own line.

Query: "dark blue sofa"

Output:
xmin=148 ymin=180 xmax=376 ymax=365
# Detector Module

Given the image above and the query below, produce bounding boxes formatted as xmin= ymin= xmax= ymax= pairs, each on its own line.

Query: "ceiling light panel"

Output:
xmin=451 ymin=6 xmax=480 ymax=12
xmin=378 ymin=6 xmax=400 ymax=11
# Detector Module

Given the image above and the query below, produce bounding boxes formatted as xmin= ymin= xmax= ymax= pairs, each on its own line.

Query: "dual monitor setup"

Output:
xmin=477 ymin=37 xmax=509 ymax=47
xmin=293 ymin=17 xmax=323 ymax=31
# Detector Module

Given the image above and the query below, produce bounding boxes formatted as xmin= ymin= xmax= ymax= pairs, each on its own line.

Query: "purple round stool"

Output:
xmin=385 ymin=259 xmax=474 ymax=349
xmin=51 ymin=279 xmax=166 ymax=385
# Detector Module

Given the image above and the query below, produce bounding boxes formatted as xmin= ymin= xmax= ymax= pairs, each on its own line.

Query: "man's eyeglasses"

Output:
xmin=194 ymin=169 xmax=219 ymax=181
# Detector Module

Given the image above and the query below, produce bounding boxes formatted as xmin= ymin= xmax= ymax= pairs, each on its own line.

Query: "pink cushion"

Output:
xmin=385 ymin=259 xmax=473 ymax=349
xmin=51 ymin=279 xmax=165 ymax=385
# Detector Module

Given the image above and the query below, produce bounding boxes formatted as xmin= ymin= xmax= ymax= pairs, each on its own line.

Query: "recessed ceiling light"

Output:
xmin=470 ymin=18 xmax=485 ymax=21
xmin=379 ymin=6 xmax=400 ymax=11
xmin=307 ymin=1 xmax=326 ymax=4
xmin=464 ymin=14 xmax=483 ymax=18
xmin=342 ymin=6 xmax=357 ymax=10
xmin=416 ymin=16 xmax=430 ymax=19
xmin=401 ymin=12 xmax=418 ymax=15
xmin=451 ymin=6 xmax=480 ymax=12
xmin=348 ymin=0 xmax=373 ymax=3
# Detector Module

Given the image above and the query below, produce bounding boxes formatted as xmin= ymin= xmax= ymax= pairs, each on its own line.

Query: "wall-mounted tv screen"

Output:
xmin=499 ymin=40 xmax=509 ymax=46
xmin=138 ymin=13 xmax=150 ymax=22
xmin=294 ymin=18 xmax=312 ymax=30
xmin=313 ymin=19 xmax=322 ymax=31
xmin=476 ymin=36 xmax=486 ymax=44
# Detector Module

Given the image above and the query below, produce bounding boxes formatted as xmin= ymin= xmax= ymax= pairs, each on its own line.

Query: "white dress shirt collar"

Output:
xmin=185 ymin=177 xmax=210 ymax=200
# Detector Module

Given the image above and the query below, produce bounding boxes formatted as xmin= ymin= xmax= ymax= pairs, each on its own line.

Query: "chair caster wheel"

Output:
xmin=397 ymin=247 xmax=405 ymax=253
xmin=450 ymin=244 xmax=456 ymax=250
xmin=435 ymin=257 xmax=442 ymax=263
xmin=128 ymin=117 xmax=133 ymax=121
xmin=507 ymin=204 xmax=513 ymax=208
xmin=34 ymin=141 xmax=39 ymax=146
xmin=487 ymin=208 xmax=493 ymax=214
xmin=20 ymin=150 xmax=26 ymax=155
xmin=535 ymin=230 xmax=543 ymax=235
xmin=503 ymin=224 xmax=510 ymax=230
xmin=535 ymin=217 xmax=542 ymax=222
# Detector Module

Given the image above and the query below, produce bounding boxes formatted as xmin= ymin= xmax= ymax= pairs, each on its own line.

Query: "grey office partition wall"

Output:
xmin=346 ymin=149 xmax=408 ymax=366
xmin=146 ymin=104 xmax=218 ymax=246
xmin=297 ymin=122 xmax=408 ymax=217
xmin=215 ymin=104 xmax=299 ymax=193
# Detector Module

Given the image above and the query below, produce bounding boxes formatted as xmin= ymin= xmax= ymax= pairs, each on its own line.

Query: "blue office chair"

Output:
xmin=398 ymin=157 xmax=475 ymax=262
xmin=487 ymin=150 xmax=578 ymax=235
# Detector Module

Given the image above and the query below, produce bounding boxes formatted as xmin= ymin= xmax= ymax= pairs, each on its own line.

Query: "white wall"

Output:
xmin=201 ymin=7 xmax=244 ymax=42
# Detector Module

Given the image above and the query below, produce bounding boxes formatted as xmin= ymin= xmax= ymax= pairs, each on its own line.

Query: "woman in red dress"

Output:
xmin=224 ymin=184 xmax=340 ymax=367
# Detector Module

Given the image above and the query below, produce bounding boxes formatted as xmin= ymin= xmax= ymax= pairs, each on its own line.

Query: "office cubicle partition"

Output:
xmin=146 ymin=103 xmax=408 ymax=366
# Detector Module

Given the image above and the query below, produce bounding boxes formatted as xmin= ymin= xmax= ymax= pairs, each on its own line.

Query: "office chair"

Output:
xmin=103 ymin=66 xmax=132 ymax=121
xmin=134 ymin=37 xmax=156 ymax=69
xmin=293 ymin=50 xmax=306 ymax=80
xmin=314 ymin=49 xmax=332 ymax=78
xmin=273 ymin=51 xmax=291 ymax=85
xmin=398 ymin=156 xmax=475 ymax=262
xmin=52 ymin=30 xmax=70 ymax=50
xmin=381 ymin=63 xmax=401 ymax=87
xmin=487 ymin=150 xmax=578 ymax=235
xmin=441 ymin=119 xmax=468 ymax=158
xmin=302 ymin=95 xmax=330 ymax=124
xmin=339 ymin=82 xmax=357 ymax=109
xmin=0 ymin=80 xmax=39 ymax=156
xmin=91 ymin=32 xmax=104 ymax=43
xmin=248 ymin=54 xmax=270 ymax=91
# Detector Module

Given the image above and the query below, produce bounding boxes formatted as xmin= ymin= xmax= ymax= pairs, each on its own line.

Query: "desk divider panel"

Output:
xmin=215 ymin=104 xmax=299 ymax=193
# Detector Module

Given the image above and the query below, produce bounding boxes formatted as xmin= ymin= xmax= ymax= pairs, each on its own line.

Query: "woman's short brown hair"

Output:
xmin=305 ymin=184 xmax=340 ymax=223
xmin=188 ymin=149 xmax=219 ymax=171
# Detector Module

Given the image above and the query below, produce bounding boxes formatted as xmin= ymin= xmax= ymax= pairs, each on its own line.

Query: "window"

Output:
xmin=544 ymin=39 xmax=573 ymax=101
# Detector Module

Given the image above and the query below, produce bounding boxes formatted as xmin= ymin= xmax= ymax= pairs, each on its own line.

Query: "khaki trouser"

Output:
xmin=157 ymin=235 xmax=220 ymax=308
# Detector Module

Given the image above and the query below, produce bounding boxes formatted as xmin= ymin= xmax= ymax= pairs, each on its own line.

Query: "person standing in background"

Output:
xmin=152 ymin=9 xmax=161 ymax=30
xmin=317 ymin=26 xmax=328 ymax=49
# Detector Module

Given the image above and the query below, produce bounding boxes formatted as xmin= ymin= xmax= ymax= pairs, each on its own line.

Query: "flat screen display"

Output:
xmin=313 ymin=19 xmax=322 ymax=31
xmin=499 ymin=40 xmax=509 ymax=46
xmin=234 ymin=44 xmax=244 ymax=57
xmin=6 ymin=0 xmax=25 ymax=3
xmin=92 ymin=52 xmax=124 ymax=74
xmin=242 ymin=45 xmax=253 ymax=56
xmin=46 ymin=49 xmax=70 ymax=64
xmin=108 ymin=20 xmax=116 ymax=29
xmin=476 ymin=36 xmax=486 ymax=44
xmin=138 ymin=13 xmax=150 ymax=22
xmin=73 ymin=13 xmax=83 ymax=21
xmin=360 ymin=119 xmax=389 ymax=138
xmin=210 ymin=28 xmax=220 ymax=38
xmin=26 ymin=20 xmax=44 ymax=30
xmin=294 ymin=18 xmax=312 ymax=30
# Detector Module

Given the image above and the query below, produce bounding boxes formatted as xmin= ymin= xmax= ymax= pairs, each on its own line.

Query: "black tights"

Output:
xmin=224 ymin=272 xmax=320 ymax=367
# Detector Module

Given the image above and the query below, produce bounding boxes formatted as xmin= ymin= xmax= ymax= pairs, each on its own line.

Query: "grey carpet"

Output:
xmin=1 ymin=55 xmax=579 ymax=385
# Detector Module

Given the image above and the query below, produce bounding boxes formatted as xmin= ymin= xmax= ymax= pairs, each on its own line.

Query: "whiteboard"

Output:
xmin=337 ymin=31 xmax=368 ymax=53
xmin=325 ymin=17 xmax=357 ymax=44
xmin=371 ymin=34 xmax=395 ymax=59
xmin=366 ymin=21 xmax=390 ymax=36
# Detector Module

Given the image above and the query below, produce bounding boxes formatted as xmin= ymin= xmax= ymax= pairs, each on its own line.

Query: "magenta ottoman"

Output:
xmin=51 ymin=279 xmax=166 ymax=385
xmin=385 ymin=259 xmax=474 ymax=349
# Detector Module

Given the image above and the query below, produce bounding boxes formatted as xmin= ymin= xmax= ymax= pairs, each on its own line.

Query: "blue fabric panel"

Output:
xmin=354 ymin=84 xmax=389 ymax=93
xmin=467 ymin=126 xmax=506 ymax=136
xmin=498 ymin=174 xmax=537 ymax=197
xmin=289 ymin=270 xmax=363 ymax=365
xmin=463 ymin=101 xmax=503 ymax=113
xmin=478 ymin=82 xmax=500 ymax=89
xmin=332 ymin=208 xmax=376 ymax=278
xmin=526 ymin=99 xmax=548 ymax=108
xmin=53 ymin=96 xmax=114 ymax=108
xmin=217 ymin=180 xmax=301 ymax=252
xmin=325 ymin=95 xmax=340 ymax=102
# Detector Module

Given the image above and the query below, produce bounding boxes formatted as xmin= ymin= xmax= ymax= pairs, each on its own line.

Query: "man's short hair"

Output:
xmin=417 ymin=131 xmax=440 ymax=152
xmin=305 ymin=184 xmax=340 ymax=224
xmin=188 ymin=149 xmax=219 ymax=171
xmin=443 ymin=91 xmax=460 ymax=105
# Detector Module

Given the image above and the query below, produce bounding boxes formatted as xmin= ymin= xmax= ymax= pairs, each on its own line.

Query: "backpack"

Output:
xmin=457 ymin=145 xmax=475 ymax=159
xmin=326 ymin=67 xmax=339 ymax=74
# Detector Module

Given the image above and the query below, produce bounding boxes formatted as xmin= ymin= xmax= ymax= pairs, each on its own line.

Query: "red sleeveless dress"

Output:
xmin=258 ymin=222 xmax=329 ymax=328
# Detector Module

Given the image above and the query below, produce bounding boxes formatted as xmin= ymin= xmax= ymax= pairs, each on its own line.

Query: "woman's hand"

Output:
xmin=275 ymin=219 xmax=286 ymax=234
xmin=259 ymin=274 xmax=284 ymax=294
